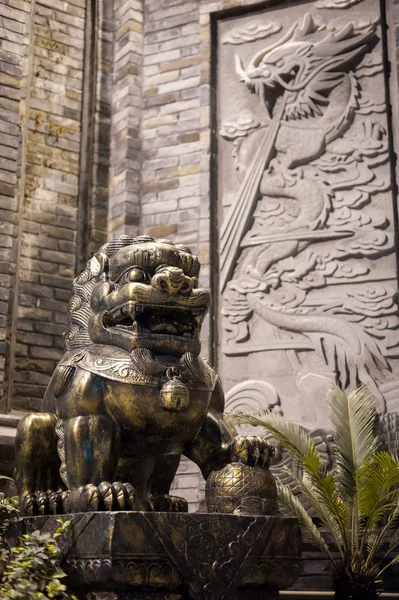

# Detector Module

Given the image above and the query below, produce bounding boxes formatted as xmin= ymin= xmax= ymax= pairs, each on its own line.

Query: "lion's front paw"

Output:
xmin=66 ymin=481 xmax=136 ymax=513
xmin=230 ymin=435 xmax=274 ymax=469
xmin=150 ymin=494 xmax=188 ymax=513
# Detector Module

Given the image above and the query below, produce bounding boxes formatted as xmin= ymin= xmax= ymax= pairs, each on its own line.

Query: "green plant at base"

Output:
xmin=0 ymin=486 xmax=19 ymax=579
xmin=233 ymin=384 xmax=399 ymax=600
xmin=0 ymin=480 xmax=76 ymax=600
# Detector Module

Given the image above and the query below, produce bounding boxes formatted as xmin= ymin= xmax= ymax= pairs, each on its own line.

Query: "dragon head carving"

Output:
xmin=66 ymin=235 xmax=211 ymax=357
xmin=235 ymin=13 xmax=377 ymax=119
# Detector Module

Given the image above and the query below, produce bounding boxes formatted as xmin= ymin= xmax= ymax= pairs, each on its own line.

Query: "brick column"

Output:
xmin=108 ymin=0 xmax=143 ymax=238
xmin=76 ymin=0 xmax=112 ymax=272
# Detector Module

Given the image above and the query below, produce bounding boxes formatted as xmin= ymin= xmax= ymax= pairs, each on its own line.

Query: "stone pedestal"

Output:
xmin=21 ymin=512 xmax=301 ymax=599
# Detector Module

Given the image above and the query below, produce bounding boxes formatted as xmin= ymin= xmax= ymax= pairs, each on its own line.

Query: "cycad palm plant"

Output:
xmin=233 ymin=384 xmax=399 ymax=600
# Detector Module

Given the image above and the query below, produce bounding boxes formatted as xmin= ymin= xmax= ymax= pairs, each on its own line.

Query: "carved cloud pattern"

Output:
xmin=222 ymin=21 xmax=281 ymax=45
xmin=315 ymin=0 xmax=364 ymax=9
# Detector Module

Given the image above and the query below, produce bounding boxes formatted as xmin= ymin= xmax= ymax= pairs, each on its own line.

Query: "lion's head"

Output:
xmin=65 ymin=236 xmax=211 ymax=358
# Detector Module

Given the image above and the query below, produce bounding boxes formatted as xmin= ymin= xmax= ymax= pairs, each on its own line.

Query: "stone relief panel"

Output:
xmin=216 ymin=0 xmax=399 ymax=428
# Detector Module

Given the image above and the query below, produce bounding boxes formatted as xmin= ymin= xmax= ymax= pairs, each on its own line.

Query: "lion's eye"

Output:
xmin=125 ymin=267 xmax=149 ymax=283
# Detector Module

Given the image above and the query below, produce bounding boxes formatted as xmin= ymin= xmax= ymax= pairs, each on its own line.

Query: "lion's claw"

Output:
xmin=66 ymin=481 xmax=136 ymax=513
xmin=230 ymin=435 xmax=274 ymax=468
xmin=150 ymin=494 xmax=188 ymax=513
xmin=21 ymin=490 xmax=69 ymax=516
xmin=98 ymin=481 xmax=113 ymax=511
xmin=21 ymin=493 xmax=36 ymax=516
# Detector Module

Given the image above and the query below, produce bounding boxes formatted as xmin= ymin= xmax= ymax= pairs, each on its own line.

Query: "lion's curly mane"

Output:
xmin=65 ymin=236 xmax=142 ymax=350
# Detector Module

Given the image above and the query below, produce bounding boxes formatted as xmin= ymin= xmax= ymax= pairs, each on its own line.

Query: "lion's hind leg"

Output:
xmin=149 ymin=455 xmax=188 ymax=513
xmin=15 ymin=413 xmax=65 ymax=515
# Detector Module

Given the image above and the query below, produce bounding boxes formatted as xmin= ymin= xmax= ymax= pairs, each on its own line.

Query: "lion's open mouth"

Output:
xmin=102 ymin=302 xmax=205 ymax=340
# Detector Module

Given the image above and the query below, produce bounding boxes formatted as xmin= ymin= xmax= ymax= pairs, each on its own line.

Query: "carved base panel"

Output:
xmin=18 ymin=512 xmax=301 ymax=600
xmin=86 ymin=594 xmax=184 ymax=600
xmin=86 ymin=594 xmax=278 ymax=600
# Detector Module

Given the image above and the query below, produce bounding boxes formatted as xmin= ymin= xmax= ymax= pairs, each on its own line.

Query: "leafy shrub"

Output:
xmin=0 ymin=485 xmax=76 ymax=600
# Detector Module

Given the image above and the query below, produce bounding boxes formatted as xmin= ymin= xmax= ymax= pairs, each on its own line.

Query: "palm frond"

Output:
xmin=357 ymin=452 xmax=399 ymax=529
xmin=369 ymin=504 xmax=399 ymax=565
xmin=303 ymin=441 xmax=327 ymax=477
xmin=356 ymin=453 xmax=399 ymax=567
xmin=329 ymin=384 xmax=379 ymax=502
xmin=232 ymin=410 xmax=311 ymax=465
xmin=282 ymin=466 xmax=346 ymax=557
xmin=384 ymin=519 xmax=399 ymax=557
xmin=276 ymin=481 xmax=337 ymax=566
xmin=302 ymin=443 xmax=349 ymax=553
xmin=377 ymin=552 xmax=399 ymax=578
xmin=349 ymin=496 xmax=360 ymax=557
xmin=233 ymin=385 xmax=399 ymax=591
xmin=233 ymin=409 xmax=348 ymax=556
xmin=365 ymin=504 xmax=399 ymax=567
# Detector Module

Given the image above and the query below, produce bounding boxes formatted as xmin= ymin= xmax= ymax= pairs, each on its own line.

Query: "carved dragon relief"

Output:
xmin=219 ymin=11 xmax=398 ymax=408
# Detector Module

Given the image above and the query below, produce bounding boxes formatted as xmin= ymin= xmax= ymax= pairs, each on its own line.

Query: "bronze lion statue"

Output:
xmin=15 ymin=236 xmax=277 ymax=515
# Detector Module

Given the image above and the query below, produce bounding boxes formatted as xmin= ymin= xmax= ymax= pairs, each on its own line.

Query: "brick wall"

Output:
xmin=140 ymin=0 xmax=205 ymax=510
xmin=139 ymin=0 xmax=274 ymax=362
xmin=0 ymin=0 xmax=113 ymax=415
xmin=0 ymin=0 xmax=30 ymax=411
xmin=141 ymin=0 xmax=209 ymax=359
xmin=8 ymin=0 xmax=86 ymax=412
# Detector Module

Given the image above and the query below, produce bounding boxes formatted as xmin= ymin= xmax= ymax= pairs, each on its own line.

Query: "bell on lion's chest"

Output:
xmin=159 ymin=376 xmax=190 ymax=412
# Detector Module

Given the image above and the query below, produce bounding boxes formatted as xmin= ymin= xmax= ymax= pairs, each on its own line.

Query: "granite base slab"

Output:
xmin=20 ymin=512 xmax=302 ymax=599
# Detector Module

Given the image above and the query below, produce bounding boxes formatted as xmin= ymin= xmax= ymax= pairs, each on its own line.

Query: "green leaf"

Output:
xmin=46 ymin=578 xmax=67 ymax=592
